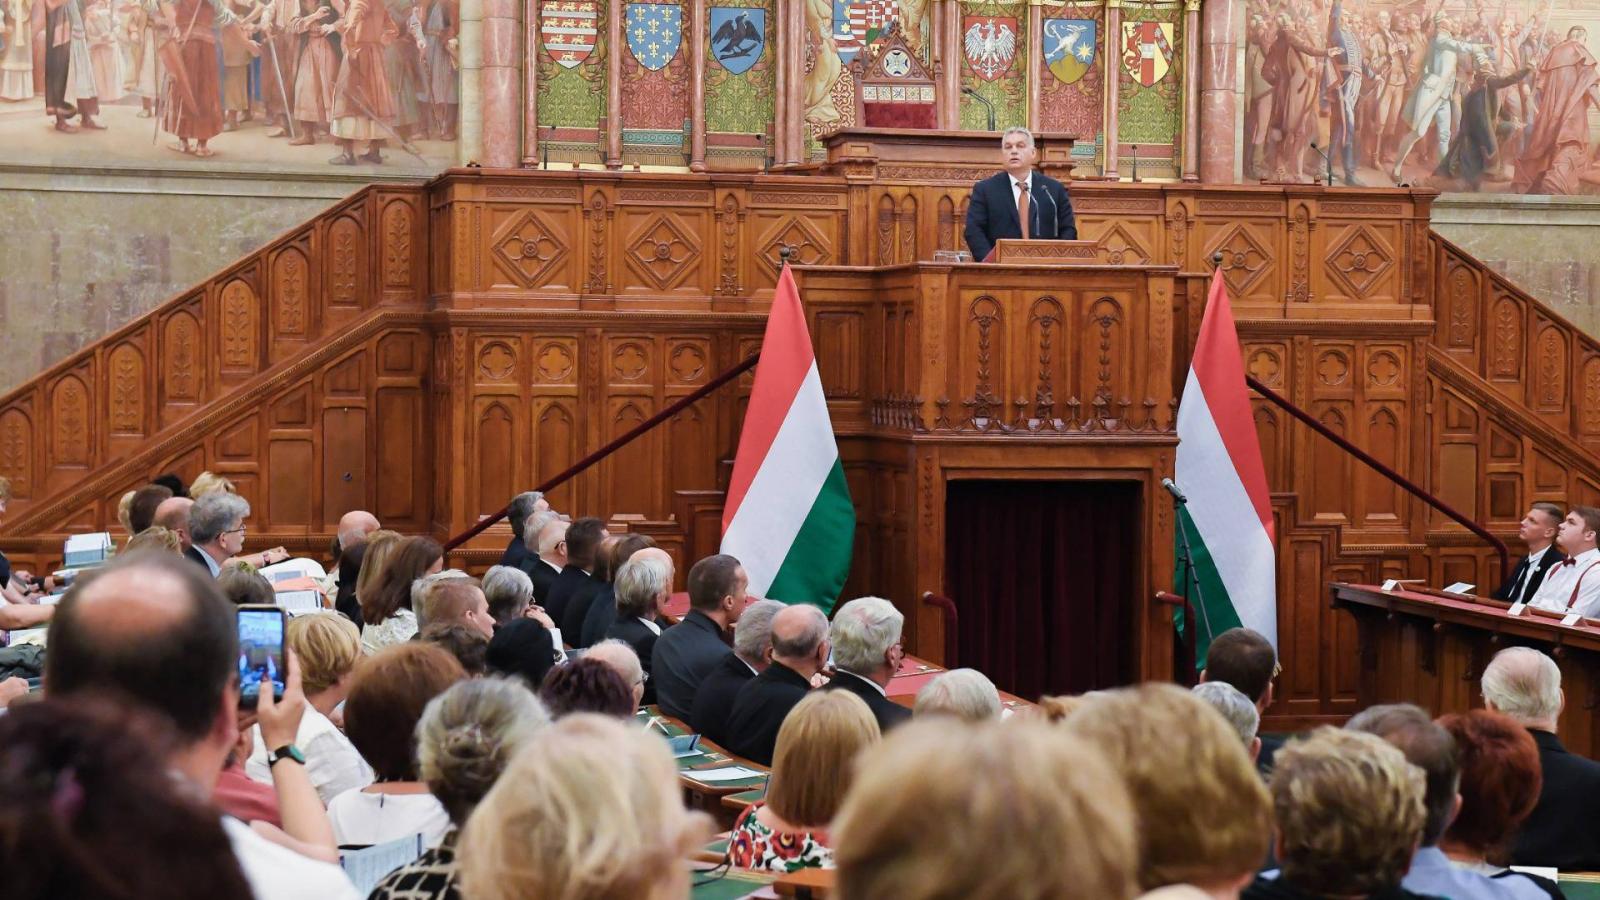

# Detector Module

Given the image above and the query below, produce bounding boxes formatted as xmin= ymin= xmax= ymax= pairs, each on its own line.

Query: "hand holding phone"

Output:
xmin=237 ymin=605 xmax=288 ymax=709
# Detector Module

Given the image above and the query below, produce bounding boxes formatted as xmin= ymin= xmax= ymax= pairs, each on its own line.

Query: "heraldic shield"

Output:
xmin=626 ymin=3 xmax=683 ymax=71
xmin=831 ymin=0 xmax=898 ymax=65
xmin=963 ymin=15 xmax=1018 ymax=82
xmin=541 ymin=0 xmax=599 ymax=69
xmin=709 ymin=6 xmax=765 ymax=74
xmin=1043 ymin=17 xmax=1097 ymax=84
xmin=1121 ymin=19 xmax=1174 ymax=87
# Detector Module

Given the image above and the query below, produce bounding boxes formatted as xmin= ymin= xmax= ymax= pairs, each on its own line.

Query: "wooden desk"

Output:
xmin=1332 ymin=583 xmax=1600 ymax=756
xmin=638 ymin=707 xmax=770 ymax=830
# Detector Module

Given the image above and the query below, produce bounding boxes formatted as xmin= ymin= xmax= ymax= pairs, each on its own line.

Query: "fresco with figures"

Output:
xmin=0 ymin=0 xmax=458 ymax=170
xmin=1244 ymin=0 xmax=1600 ymax=193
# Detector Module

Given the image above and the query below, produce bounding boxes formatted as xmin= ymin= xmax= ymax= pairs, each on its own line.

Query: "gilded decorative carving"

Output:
xmin=626 ymin=214 xmax=701 ymax=290
xmin=383 ymin=201 xmax=413 ymax=288
xmin=273 ymin=248 xmax=309 ymax=336
xmin=1326 ymin=226 xmax=1394 ymax=298
xmin=493 ymin=209 xmax=569 ymax=287
xmin=220 ymin=280 xmax=257 ymax=370
xmin=108 ymin=345 xmax=143 ymax=434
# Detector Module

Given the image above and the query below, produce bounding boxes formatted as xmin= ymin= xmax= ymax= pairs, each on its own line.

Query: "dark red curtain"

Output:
xmin=863 ymin=102 xmax=936 ymax=129
xmin=944 ymin=480 xmax=1141 ymax=700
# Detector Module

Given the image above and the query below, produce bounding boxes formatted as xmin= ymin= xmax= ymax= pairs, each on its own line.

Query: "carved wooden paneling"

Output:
xmin=326 ymin=215 xmax=366 ymax=313
xmin=219 ymin=279 xmax=261 ymax=376
xmin=618 ymin=208 xmax=707 ymax=295
xmin=106 ymin=342 xmax=146 ymax=439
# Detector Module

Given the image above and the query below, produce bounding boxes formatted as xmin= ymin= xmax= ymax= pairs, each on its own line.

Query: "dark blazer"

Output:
xmin=184 ymin=544 xmax=216 ymax=575
xmin=724 ymin=661 xmax=812 ymax=766
xmin=520 ymin=556 xmax=562 ymax=605
xmin=486 ymin=619 xmax=560 ymax=689
xmin=1512 ymin=729 xmax=1600 ymax=869
xmin=689 ymin=653 xmax=756 ymax=748
xmin=1493 ymin=545 xmax=1565 ymax=603
xmin=606 ymin=616 xmax=666 ymax=705
xmin=825 ymin=670 xmax=912 ymax=734
xmin=578 ymin=585 xmax=618 ymax=649
xmin=651 ymin=609 xmax=732 ymax=720
xmin=499 ymin=534 xmax=529 ymax=571
xmin=962 ymin=169 xmax=1076 ymax=261
xmin=544 ymin=566 xmax=599 ymax=636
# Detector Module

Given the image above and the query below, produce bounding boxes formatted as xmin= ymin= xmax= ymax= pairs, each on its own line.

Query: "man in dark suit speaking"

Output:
xmin=963 ymin=126 xmax=1076 ymax=261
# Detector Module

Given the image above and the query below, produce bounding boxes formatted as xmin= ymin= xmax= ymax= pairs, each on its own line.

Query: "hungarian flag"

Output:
xmin=721 ymin=266 xmax=855 ymax=611
xmin=1174 ymin=270 xmax=1277 ymax=666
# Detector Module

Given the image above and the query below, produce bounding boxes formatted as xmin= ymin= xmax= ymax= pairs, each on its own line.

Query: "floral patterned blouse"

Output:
xmin=727 ymin=801 xmax=834 ymax=873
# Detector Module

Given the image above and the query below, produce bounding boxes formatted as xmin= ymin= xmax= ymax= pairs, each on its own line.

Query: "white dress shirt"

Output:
xmin=1507 ymin=544 xmax=1557 ymax=604
xmin=326 ymin=788 xmax=452 ymax=849
xmin=224 ymin=816 xmax=361 ymax=900
xmin=245 ymin=706 xmax=373 ymax=806
xmin=638 ymin=617 xmax=662 ymax=636
xmin=1530 ymin=546 xmax=1600 ymax=617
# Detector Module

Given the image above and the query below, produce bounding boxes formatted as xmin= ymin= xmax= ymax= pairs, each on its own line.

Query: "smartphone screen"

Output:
xmin=237 ymin=606 xmax=287 ymax=707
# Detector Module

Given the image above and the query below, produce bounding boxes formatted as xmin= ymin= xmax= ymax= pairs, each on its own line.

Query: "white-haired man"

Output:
xmin=691 ymin=599 xmax=783 ymax=747
xmin=520 ymin=511 xmax=567 ymax=603
xmin=604 ymin=549 xmax=674 ymax=706
xmin=962 ymin=126 xmax=1076 ymax=261
xmin=498 ymin=490 xmax=549 ymax=570
xmin=586 ymin=638 xmax=646 ymax=715
xmin=1192 ymin=680 xmax=1262 ymax=764
xmin=826 ymin=595 xmax=913 ymax=733
xmin=1482 ymin=646 xmax=1600 ymax=869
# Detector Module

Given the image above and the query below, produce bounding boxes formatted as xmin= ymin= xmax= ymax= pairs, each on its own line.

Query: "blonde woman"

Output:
xmin=116 ymin=488 xmax=138 ymax=536
xmin=246 ymin=612 xmax=373 ymax=804
xmin=189 ymin=470 xmax=238 ymax=498
xmin=832 ymin=718 xmax=1139 ymax=900
xmin=458 ymin=714 xmax=711 ymax=900
xmin=729 ymin=690 xmax=880 ymax=873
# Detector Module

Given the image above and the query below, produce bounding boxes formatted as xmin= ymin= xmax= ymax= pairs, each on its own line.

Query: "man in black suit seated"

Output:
xmin=962 ymin=126 xmax=1076 ymax=262
xmin=724 ymin=603 xmax=831 ymax=766
xmin=543 ymin=516 xmax=607 ymax=633
xmin=825 ymin=596 xmax=912 ymax=733
xmin=691 ymin=599 xmax=783 ymax=748
xmin=519 ymin=512 xmax=567 ymax=604
xmin=603 ymin=548 xmax=674 ymax=705
xmin=1486 ymin=646 xmax=1600 ymax=870
xmin=1493 ymin=503 xmax=1566 ymax=604
xmin=1199 ymin=626 xmax=1282 ymax=774
xmin=498 ymin=490 xmax=548 ymax=570
xmin=652 ymin=554 xmax=749 ymax=720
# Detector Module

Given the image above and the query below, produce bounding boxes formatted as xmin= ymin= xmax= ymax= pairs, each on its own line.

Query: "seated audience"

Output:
xmin=725 ymin=603 xmax=831 ymax=765
xmin=560 ymin=530 xmax=621 ymax=641
xmin=585 ymin=638 xmax=648 ymax=714
xmin=543 ymin=516 xmax=607 ymax=631
xmin=246 ymin=612 xmax=371 ymax=805
xmin=1192 ymin=680 xmax=1262 ymax=763
xmin=0 ymin=699 xmax=256 ymax=900
xmin=152 ymin=495 xmax=195 ymax=551
xmin=423 ymin=624 xmax=491 ymax=677
xmin=1529 ymin=506 xmax=1600 ymax=617
xmin=1484 ymin=646 xmax=1600 ymax=870
xmin=331 ymin=643 xmax=465 ymax=849
xmin=1243 ymin=727 xmax=1429 ymax=900
xmin=216 ymin=720 xmax=284 ymax=829
xmin=482 ymin=564 xmax=537 ymax=627
xmin=691 ymin=599 xmax=783 ymax=747
xmin=1199 ymin=627 xmax=1281 ymax=771
xmin=826 ymin=596 xmax=912 ymax=733
xmin=415 ymin=576 xmax=495 ymax=640
xmin=654 ymin=553 xmax=748 ymax=720
xmin=217 ymin=566 xmax=276 ymax=607
xmin=370 ymin=678 xmax=552 ymax=900
xmin=604 ymin=548 xmax=674 ymax=702
xmin=333 ymin=539 xmax=369 ymax=628
xmin=129 ymin=482 xmax=174 ymax=534
xmin=521 ymin=514 xmax=568 ymax=603
xmin=349 ymin=529 xmax=402 ymax=629
xmin=579 ymin=532 xmax=656 ymax=649
xmin=126 ymin=524 xmax=184 ymax=555
xmin=913 ymin=668 xmax=1002 ymax=722
xmin=323 ymin=510 xmax=380 ymax=606
xmin=43 ymin=551 xmax=357 ymax=898
xmin=539 ymin=656 xmax=636 ymax=720
xmin=152 ymin=472 xmax=189 ymax=497
xmin=498 ymin=490 xmax=548 ymax=570
xmin=833 ymin=718 xmax=1139 ymax=900
xmin=359 ymin=536 xmax=444 ymax=654
xmin=190 ymin=471 xmax=238 ymax=498
xmin=1436 ymin=709 xmax=1560 ymax=899
xmin=481 ymin=569 xmax=561 ymax=689
xmin=117 ymin=487 xmax=137 ymax=535
xmin=457 ymin=714 xmax=712 ymax=900
xmin=1068 ymin=684 xmax=1270 ymax=898
xmin=730 ymin=690 xmax=881 ymax=873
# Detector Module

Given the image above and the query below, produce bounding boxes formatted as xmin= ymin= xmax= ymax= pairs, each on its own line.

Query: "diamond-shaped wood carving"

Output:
xmin=1326 ymin=226 xmax=1394 ymax=298
xmin=1096 ymin=222 xmax=1151 ymax=266
xmin=1206 ymin=225 xmax=1272 ymax=295
xmin=491 ymin=210 xmax=568 ymax=287
xmin=627 ymin=215 xmax=700 ymax=290
xmin=760 ymin=217 xmax=832 ymax=267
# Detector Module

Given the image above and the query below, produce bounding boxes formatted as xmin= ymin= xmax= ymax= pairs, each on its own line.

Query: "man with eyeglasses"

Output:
xmin=187 ymin=492 xmax=289 ymax=576
xmin=824 ymin=595 xmax=912 ymax=733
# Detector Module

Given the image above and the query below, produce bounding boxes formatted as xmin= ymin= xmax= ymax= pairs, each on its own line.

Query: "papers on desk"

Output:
xmin=1512 ymin=866 xmax=1558 ymax=882
xmin=340 ymin=834 xmax=424 ymax=895
xmin=684 ymin=766 xmax=764 ymax=784
xmin=259 ymin=559 xmax=327 ymax=583
xmin=64 ymin=533 xmax=113 ymax=568
xmin=276 ymin=590 xmax=324 ymax=616
xmin=1443 ymin=582 xmax=1476 ymax=595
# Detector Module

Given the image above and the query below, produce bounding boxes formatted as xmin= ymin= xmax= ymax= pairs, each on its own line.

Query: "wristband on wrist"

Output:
xmin=267 ymin=744 xmax=305 ymax=768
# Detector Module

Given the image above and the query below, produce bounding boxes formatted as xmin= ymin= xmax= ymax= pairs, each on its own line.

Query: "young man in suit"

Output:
xmin=1494 ymin=502 xmax=1566 ymax=604
xmin=825 ymin=595 xmax=912 ymax=733
xmin=724 ymin=603 xmax=830 ymax=766
xmin=962 ymin=126 xmax=1077 ymax=262
xmin=691 ymin=599 xmax=783 ymax=748
xmin=603 ymin=549 xmax=674 ymax=705
xmin=652 ymin=554 xmax=748 ymax=720
xmin=544 ymin=516 xmax=607 ymax=627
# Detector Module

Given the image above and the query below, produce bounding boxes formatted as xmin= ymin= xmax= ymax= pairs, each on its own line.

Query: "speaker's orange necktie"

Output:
xmin=1018 ymin=182 xmax=1030 ymax=239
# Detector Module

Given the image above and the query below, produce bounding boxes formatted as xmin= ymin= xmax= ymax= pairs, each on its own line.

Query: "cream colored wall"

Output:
xmin=0 ymin=168 xmax=425 ymax=396
xmin=1431 ymin=196 xmax=1600 ymax=340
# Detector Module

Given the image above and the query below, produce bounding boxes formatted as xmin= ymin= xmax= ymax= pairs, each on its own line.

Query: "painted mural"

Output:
xmin=802 ymin=0 xmax=931 ymax=151
xmin=1244 ymin=0 xmax=1600 ymax=193
xmin=0 ymin=0 xmax=459 ymax=171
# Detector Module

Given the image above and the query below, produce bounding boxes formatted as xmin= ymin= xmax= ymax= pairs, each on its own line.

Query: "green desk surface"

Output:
xmin=690 ymin=868 xmax=775 ymax=900
xmin=1560 ymin=874 xmax=1600 ymax=900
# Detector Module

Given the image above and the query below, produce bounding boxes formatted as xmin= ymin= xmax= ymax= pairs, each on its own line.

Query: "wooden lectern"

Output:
xmin=988 ymin=239 xmax=1101 ymax=264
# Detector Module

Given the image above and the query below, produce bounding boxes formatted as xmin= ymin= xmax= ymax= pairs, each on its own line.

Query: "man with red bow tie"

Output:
xmin=1530 ymin=506 xmax=1600 ymax=618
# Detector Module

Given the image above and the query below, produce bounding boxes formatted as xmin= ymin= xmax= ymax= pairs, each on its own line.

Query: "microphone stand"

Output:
xmin=1169 ymin=484 xmax=1214 ymax=682
xmin=961 ymin=87 xmax=996 ymax=131
xmin=1310 ymin=142 xmax=1333 ymax=186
